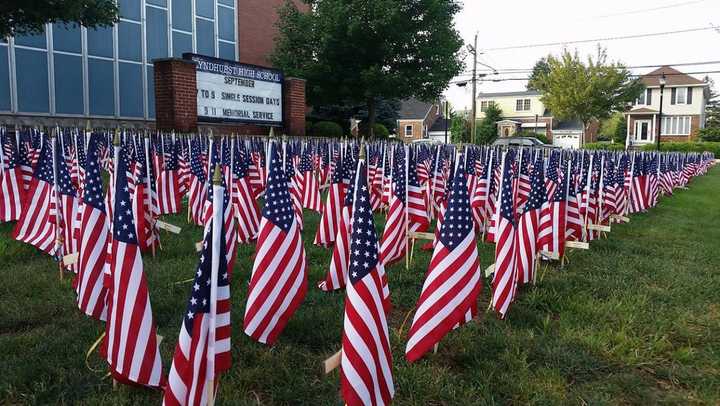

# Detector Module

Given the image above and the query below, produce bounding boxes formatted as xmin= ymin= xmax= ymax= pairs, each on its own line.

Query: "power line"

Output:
xmin=482 ymin=26 xmax=717 ymax=52
xmin=592 ymin=0 xmax=707 ymax=19
xmin=464 ymin=70 xmax=720 ymax=83
xmin=454 ymin=60 xmax=720 ymax=77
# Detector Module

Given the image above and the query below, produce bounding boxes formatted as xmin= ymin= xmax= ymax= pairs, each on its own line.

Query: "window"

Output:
xmin=0 ymin=45 xmax=10 ymax=111
xmin=53 ymin=23 xmax=81 ymax=53
xmin=172 ymin=31 xmax=193 ymax=57
xmin=118 ymin=21 xmax=142 ymax=61
xmin=672 ymin=87 xmax=688 ymax=105
xmin=146 ymin=0 xmax=167 ymax=6
xmin=146 ymin=7 xmax=168 ymax=60
xmin=88 ymin=58 xmax=115 ymax=116
xmin=635 ymin=88 xmax=652 ymax=106
xmin=405 ymin=125 xmax=413 ymax=137
xmin=661 ymin=116 xmax=691 ymax=135
xmin=516 ymin=98 xmax=530 ymax=111
xmin=119 ymin=0 xmax=141 ymax=21
xmin=15 ymin=48 xmax=49 ymax=113
xmin=119 ymin=62 xmax=143 ymax=117
xmin=53 ymin=53 xmax=84 ymax=114
xmin=172 ymin=0 xmax=192 ymax=31
xmin=480 ymin=100 xmax=494 ymax=112
xmin=196 ymin=0 xmax=215 ymax=19
xmin=15 ymin=30 xmax=46 ymax=49
xmin=218 ymin=0 xmax=234 ymax=6
xmin=218 ymin=7 xmax=235 ymax=41
xmin=219 ymin=42 xmax=235 ymax=60
xmin=196 ymin=18 xmax=215 ymax=56
xmin=87 ymin=26 xmax=114 ymax=58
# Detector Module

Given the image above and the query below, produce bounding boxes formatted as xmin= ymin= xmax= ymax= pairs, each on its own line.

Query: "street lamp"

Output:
xmin=656 ymin=73 xmax=666 ymax=151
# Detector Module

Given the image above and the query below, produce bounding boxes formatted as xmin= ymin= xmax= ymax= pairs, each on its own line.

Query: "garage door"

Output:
xmin=553 ymin=133 xmax=580 ymax=149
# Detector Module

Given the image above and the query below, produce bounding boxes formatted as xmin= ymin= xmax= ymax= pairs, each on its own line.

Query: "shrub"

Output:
xmin=698 ymin=127 xmax=720 ymax=142
xmin=372 ymin=123 xmax=389 ymax=138
xmin=639 ymin=142 xmax=720 ymax=156
xmin=311 ymin=121 xmax=343 ymax=138
xmin=583 ymin=142 xmax=625 ymax=151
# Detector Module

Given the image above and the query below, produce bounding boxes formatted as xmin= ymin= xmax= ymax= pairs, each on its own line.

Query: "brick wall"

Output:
xmin=154 ymin=58 xmax=198 ymax=132
xmin=398 ymin=119 xmax=424 ymax=142
xmin=283 ymin=77 xmax=306 ymax=137
xmin=238 ymin=0 xmax=308 ymax=66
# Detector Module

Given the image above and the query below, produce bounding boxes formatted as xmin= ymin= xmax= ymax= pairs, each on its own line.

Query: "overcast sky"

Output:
xmin=443 ymin=0 xmax=720 ymax=111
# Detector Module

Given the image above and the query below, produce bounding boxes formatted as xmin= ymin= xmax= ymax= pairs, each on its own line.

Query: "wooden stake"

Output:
xmin=323 ymin=350 xmax=342 ymax=374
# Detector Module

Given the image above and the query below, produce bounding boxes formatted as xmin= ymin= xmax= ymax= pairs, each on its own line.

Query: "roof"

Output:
xmin=640 ymin=66 xmax=706 ymax=87
xmin=626 ymin=107 xmax=659 ymax=114
xmin=397 ymin=98 xmax=434 ymax=120
xmin=428 ymin=116 xmax=450 ymax=132
xmin=554 ymin=120 xmax=584 ymax=131
xmin=477 ymin=90 xmax=541 ymax=98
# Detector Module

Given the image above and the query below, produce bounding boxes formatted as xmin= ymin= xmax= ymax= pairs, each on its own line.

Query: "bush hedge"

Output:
xmin=640 ymin=142 xmax=720 ymax=156
xmin=311 ymin=121 xmax=343 ymax=138
xmin=583 ymin=143 xmax=625 ymax=151
xmin=371 ymin=123 xmax=389 ymax=138
xmin=698 ymin=127 xmax=720 ymax=142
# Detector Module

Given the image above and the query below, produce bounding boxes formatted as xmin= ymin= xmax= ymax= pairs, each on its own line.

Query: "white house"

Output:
xmin=625 ymin=66 xmax=709 ymax=147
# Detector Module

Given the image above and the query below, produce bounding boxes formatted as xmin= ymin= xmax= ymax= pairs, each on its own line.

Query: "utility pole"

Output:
xmin=470 ymin=32 xmax=478 ymax=145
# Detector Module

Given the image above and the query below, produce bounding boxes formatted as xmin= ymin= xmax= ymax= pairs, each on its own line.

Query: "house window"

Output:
xmin=480 ymin=100 xmax=494 ymax=112
xmin=516 ymin=98 xmax=530 ymax=111
xmin=404 ymin=124 xmax=413 ymax=137
xmin=636 ymin=88 xmax=652 ymax=106
xmin=661 ymin=116 xmax=691 ymax=135
xmin=672 ymin=87 xmax=688 ymax=104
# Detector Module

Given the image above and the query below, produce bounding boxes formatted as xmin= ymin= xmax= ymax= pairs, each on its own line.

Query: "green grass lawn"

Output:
xmin=1 ymin=167 xmax=719 ymax=405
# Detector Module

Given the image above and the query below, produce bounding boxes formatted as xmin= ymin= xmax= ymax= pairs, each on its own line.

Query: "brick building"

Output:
xmin=0 ymin=0 xmax=307 ymax=135
xmin=395 ymin=98 xmax=441 ymax=142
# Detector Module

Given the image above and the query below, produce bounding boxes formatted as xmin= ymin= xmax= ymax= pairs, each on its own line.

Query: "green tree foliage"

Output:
xmin=529 ymin=48 xmax=644 ymax=143
xmin=475 ymin=103 xmax=502 ymax=144
xmin=272 ymin=0 xmax=464 ymax=138
xmin=614 ymin=114 xmax=627 ymax=144
xmin=311 ymin=121 xmax=344 ymax=137
xmin=1 ymin=0 xmax=118 ymax=38
xmin=527 ymin=57 xmax=550 ymax=91
xmin=450 ymin=114 xmax=469 ymax=144
xmin=700 ymin=77 xmax=720 ymax=141
xmin=598 ymin=112 xmax=626 ymax=142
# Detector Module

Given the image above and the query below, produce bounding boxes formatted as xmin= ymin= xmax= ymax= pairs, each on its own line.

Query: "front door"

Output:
xmin=634 ymin=119 xmax=652 ymax=143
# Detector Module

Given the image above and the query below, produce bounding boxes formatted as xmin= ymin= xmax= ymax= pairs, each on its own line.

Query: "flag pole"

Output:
xmin=50 ymin=127 xmax=63 ymax=280
xmin=404 ymin=145 xmax=410 ymax=271
xmin=143 ymin=131 xmax=157 ymax=258
xmin=206 ymin=164 xmax=223 ymax=406
xmin=111 ymin=128 xmax=121 ymax=390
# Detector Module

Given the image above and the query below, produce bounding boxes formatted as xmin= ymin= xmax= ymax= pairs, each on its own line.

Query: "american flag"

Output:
xmin=646 ymin=154 xmax=659 ymax=207
xmin=12 ymin=136 xmax=57 ymax=255
xmin=566 ymin=163 xmax=584 ymax=242
xmin=178 ymin=138 xmax=190 ymax=196
xmin=1 ymin=131 xmax=23 ymax=222
xmin=132 ymin=142 xmax=161 ymax=252
xmin=629 ymin=153 xmax=649 ymax=213
xmin=491 ymin=151 xmax=517 ymax=318
xmin=164 ymin=183 xmax=232 ymax=406
xmin=538 ymin=161 xmax=569 ymax=260
xmin=407 ymin=148 xmax=430 ymax=232
xmin=17 ymin=130 xmax=35 ymax=191
xmin=515 ymin=156 xmax=546 ymax=285
xmin=406 ymin=155 xmax=481 ymax=362
xmin=658 ymin=155 xmax=674 ymax=196
xmin=318 ymin=154 xmax=356 ymax=292
xmin=188 ymin=139 xmax=208 ymax=226
xmin=54 ymin=136 xmax=81 ymax=272
xmin=202 ymin=155 xmax=238 ymax=276
xmin=231 ymin=143 xmax=260 ymax=243
xmin=340 ymin=157 xmax=394 ymax=406
xmin=243 ymin=141 xmax=307 ymax=345
xmin=103 ymin=146 xmax=164 ymax=388
xmin=380 ymin=147 xmax=409 ymax=266
xmin=74 ymin=136 xmax=109 ymax=321
xmin=314 ymin=153 xmax=346 ymax=247
xmin=545 ymin=150 xmax=560 ymax=201
xmin=514 ymin=149 xmax=532 ymax=208
xmin=286 ymin=145 xmax=304 ymax=229
xmin=296 ymin=147 xmax=322 ymax=212
xmin=157 ymin=138 xmax=182 ymax=215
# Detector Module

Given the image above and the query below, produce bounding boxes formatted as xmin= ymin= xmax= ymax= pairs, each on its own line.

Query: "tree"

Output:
xmin=309 ymin=98 xmax=401 ymax=134
xmin=530 ymin=48 xmax=644 ymax=145
xmin=527 ymin=57 xmax=550 ymax=91
xmin=614 ymin=114 xmax=627 ymax=144
xmin=272 ymin=0 xmax=464 ymax=138
xmin=703 ymin=77 xmax=720 ymax=129
xmin=1 ymin=0 xmax=118 ymax=38
xmin=450 ymin=114 xmax=469 ymax=144
xmin=475 ymin=103 xmax=502 ymax=144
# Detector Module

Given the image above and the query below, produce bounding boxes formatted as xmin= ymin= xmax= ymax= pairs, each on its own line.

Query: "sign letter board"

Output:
xmin=184 ymin=53 xmax=283 ymax=126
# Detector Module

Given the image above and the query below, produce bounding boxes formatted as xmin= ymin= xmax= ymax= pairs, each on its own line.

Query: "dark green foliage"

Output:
xmin=698 ymin=128 xmax=720 ymax=142
xmin=476 ymin=103 xmax=503 ymax=144
xmin=0 ymin=0 xmax=118 ymax=38
xmin=450 ymin=114 xmax=470 ymax=144
xmin=365 ymin=123 xmax=389 ymax=138
xmin=2 ymin=169 xmax=720 ymax=404
xmin=527 ymin=57 xmax=550 ymax=92
xmin=584 ymin=142 xmax=626 ymax=151
xmin=614 ymin=115 xmax=628 ymax=144
xmin=311 ymin=121 xmax=343 ymax=138
xmin=272 ymin=0 xmax=464 ymax=136
xmin=310 ymin=98 xmax=401 ymax=134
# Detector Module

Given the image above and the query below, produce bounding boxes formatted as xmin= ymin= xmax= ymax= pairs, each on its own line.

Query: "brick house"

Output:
xmin=395 ymin=98 xmax=441 ymax=142
xmin=625 ymin=66 xmax=709 ymax=147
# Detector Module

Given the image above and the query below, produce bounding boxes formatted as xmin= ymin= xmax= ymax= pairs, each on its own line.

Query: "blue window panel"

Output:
xmin=88 ymin=58 xmax=114 ymax=116
xmin=53 ymin=53 xmax=84 ymax=114
xmin=52 ymin=23 xmax=82 ymax=53
xmin=196 ymin=19 xmax=215 ymax=57
xmin=87 ymin=26 xmax=114 ymax=58
xmin=118 ymin=21 xmax=142 ymax=62
xmin=15 ymin=30 xmax=47 ymax=49
xmin=15 ymin=49 xmax=49 ymax=113
xmin=147 ymin=0 xmax=167 ymax=6
xmin=119 ymin=0 xmax=141 ymax=21
xmin=196 ymin=0 xmax=214 ymax=19
xmin=147 ymin=66 xmax=155 ymax=118
xmin=0 ymin=46 xmax=10 ymax=111
xmin=218 ymin=7 xmax=234 ymax=41
xmin=146 ymin=7 xmax=168 ymax=61
xmin=172 ymin=31 xmax=192 ymax=57
xmin=172 ymin=0 xmax=192 ymax=32
xmin=218 ymin=42 xmax=235 ymax=61
xmin=218 ymin=0 xmax=234 ymax=7
xmin=119 ymin=62 xmax=143 ymax=117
